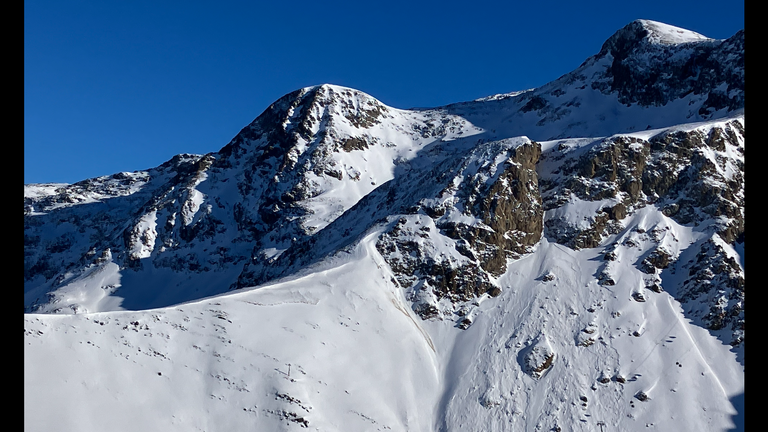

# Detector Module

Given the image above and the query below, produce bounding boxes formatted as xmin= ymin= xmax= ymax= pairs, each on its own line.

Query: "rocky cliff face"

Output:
xmin=24 ymin=20 xmax=744 ymax=349
xmin=374 ymin=138 xmax=543 ymax=324
xmin=538 ymin=116 xmax=744 ymax=345
xmin=541 ymin=119 xmax=744 ymax=248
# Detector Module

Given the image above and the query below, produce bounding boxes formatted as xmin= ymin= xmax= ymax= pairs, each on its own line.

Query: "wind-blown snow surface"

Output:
xmin=25 ymin=235 xmax=441 ymax=432
xmin=25 ymin=217 xmax=742 ymax=431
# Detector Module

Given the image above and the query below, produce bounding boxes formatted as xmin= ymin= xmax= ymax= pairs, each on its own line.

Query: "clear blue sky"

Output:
xmin=24 ymin=0 xmax=744 ymax=184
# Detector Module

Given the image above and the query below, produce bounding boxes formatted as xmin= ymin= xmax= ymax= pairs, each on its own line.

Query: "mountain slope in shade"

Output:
xmin=25 ymin=19 xmax=744 ymax=432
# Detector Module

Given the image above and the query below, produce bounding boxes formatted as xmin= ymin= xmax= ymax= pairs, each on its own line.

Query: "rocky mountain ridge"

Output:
xmin=25 ymin=20 xmax=744 ymax=351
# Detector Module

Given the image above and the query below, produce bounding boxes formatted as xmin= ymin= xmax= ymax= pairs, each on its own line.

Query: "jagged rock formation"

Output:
xmin=375 ymin=137 xmax=543 ymax=322
xmin=679 ymin=236 xmax=744 ymax=344
xmin=536 ymin=117 xmax=744 ymax=348
xmin=25 ymin=85 xmax=474 ymax=313
xmin=541 ymin=118 xmax=744 ymax=249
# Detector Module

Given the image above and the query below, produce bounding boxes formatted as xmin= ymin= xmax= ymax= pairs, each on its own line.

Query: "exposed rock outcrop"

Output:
xmin=541 ymin=119 xmax=743 ymax=250
xmin=678 ymin=237 xmax=744 ymax=344
xmin=376 ymin=138 xmax=543 ymax=322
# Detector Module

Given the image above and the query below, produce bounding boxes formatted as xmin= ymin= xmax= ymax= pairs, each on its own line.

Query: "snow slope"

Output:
xmin=25 ymin=215 xmax=743 ymax=431
xmin=26 ymin=233 xmax=441 ymax=432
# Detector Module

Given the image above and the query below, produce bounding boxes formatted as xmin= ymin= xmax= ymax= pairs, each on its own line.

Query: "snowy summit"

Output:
xmin=635 ymin=19 xmax=713 ymax=44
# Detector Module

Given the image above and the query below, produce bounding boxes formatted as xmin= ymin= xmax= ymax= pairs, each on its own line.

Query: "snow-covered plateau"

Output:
xmin=25 ymin=19 xmax=744 ymax=431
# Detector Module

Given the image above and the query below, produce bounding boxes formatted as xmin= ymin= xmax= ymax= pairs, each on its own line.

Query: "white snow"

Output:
xmin=32 ymin=251 xmax=125 ymax=314
xmin=638 ymin=20 xmax=713 ymax=44
xmin=25 ymin=233 xmax=443 ymax=432
xmin=545 ymin=194 xmax=622 ymax=230
xmin=129 ymin=211 xmax=158 ymax=259
xmin=25 ymin=217 xmax=744 ymax=431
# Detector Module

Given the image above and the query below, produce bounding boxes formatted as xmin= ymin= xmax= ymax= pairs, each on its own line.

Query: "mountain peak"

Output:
xmin=298 ymin=83 xmax=384 ymax=106
xmin=600 ymin=19 xmax=712 ymax=57
xmin=634 ymin=19 xmax=711 ymax=44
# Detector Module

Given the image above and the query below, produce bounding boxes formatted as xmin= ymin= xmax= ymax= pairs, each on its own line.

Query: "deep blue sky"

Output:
xmin=24 ymin=0 xmax=744 ymax=184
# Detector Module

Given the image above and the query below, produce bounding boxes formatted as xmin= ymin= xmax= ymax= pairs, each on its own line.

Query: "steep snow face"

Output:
xmin=430 ymin=232 xmax=742 ymax=432
xmin=24 ymin=154 xmax=211 ymax=313
xmin=25 ymin=235 xmax=443 ymax=432
xmin=24 ymin=218 xmax=744 ymax=432
xmin=268 ymin=84 xmax=480 ymax=234
xmin=536 ymin=115 xmax=744 ymax=350
xmin=209 ymin=83 xmax=483 ymax=258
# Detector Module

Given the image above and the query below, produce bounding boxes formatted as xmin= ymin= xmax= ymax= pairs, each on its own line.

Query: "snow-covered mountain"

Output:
xmin=25 ymin=19 xmax=744 ymax=432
